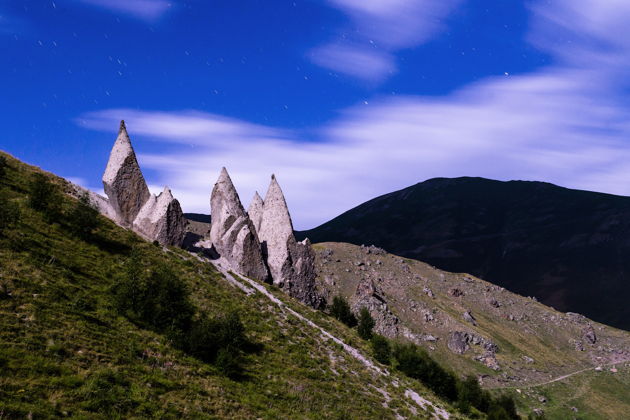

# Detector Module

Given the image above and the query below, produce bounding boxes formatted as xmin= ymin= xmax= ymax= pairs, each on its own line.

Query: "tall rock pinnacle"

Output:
xmin=247 ymin=191 xmax=264 ymax=233
xmin=258 ymin=174 xmax=295 ymax=284
xmin=102 ymin=120 xmax=150 ymax=227
xmin=210 ymin=168 xmax=269 ymax=281
xmin=258 ymin=175 xmax=322 ymax=307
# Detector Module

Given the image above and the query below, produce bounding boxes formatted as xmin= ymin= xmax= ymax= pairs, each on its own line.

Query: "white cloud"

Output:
xmin=77 ymin=0 xmax=630 ymax=230
xmin=309 ymin=0 xmax=462 ymax=80
xmin=309 ymin=44 xmax=395 ymax=81
xmin=76 ymin=0 xmax=173 ymax=21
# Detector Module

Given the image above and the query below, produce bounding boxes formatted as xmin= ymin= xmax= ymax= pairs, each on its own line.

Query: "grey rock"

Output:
xmin=448 ymin=332 xmax=470 ymax=354
xmin=210 ymin=168 xmax=269 ymax=281
xmin=584 ymin=325 xmax=597 ymax=344
xmin=133 ymin=187 xmax=187 ymax=246
xmin=102 ymin=121 xmax=151 ymax=227
xmin=463 ymin=311 xmax=477 ymax=325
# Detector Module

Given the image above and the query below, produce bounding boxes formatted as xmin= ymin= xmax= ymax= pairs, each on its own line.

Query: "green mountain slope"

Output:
xmin=0 ymin=152 xmax=458 ymax=419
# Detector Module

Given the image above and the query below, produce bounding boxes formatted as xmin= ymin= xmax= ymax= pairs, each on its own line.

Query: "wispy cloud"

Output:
xmin=309 ymin=0 xmax=462 ymax=81
xmin=309 ymin=44 xmax=395 ymax=82
xmin=75 ymin=0 xmax=174 ymax=21
xmin=78 ymin=0 xmax=630 ymax=230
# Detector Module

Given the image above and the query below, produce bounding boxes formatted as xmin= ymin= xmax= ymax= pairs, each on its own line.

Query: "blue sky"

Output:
xmin=2 ymin=0 xmax=630 ymax=229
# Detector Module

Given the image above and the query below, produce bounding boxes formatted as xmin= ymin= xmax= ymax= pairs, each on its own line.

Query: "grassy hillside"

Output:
xmin=311 ymin=242 xmax=630 ymax=420
xmin=0 ymin=152 xmax=460 ymax=419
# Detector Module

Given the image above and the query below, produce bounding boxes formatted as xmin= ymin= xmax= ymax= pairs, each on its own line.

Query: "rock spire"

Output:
xmin=258 ymin=175 xmax=322 ymax=307
xmin=102 ymin=120 xmax=151 ymax=227
xmin=210 ymin=168 xmax=269 ymax=281
xmin=247 ymin=191 xmax=264 ymax=234
xmin=100 ymin=121 xmax=186 ymax=246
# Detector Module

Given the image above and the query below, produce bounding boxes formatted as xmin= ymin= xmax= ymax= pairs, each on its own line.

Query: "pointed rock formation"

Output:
xmin=102 ymin=120 xmax=150 ymax=227
xmin=259 ymin=175 xmax=294 ymax=283
xmin=133 ymin=187 xmax=187 ymax=246
xmin=259 ymin=175 xmax=322 ymax=307
xmin=210 ymin=168 xmax=269 ymax=281
xmin=247 ymin=192 xmax=264 ymax=233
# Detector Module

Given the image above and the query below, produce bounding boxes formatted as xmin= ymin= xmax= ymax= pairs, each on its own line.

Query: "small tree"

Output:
xmin=357 ymin=307 xmax=375 ymax=340
xmin=28 ymin=173 xmax=62 ymax=222
xmin=457 ymin=375 xmax=483 ymax=413
xmin=330 ymin=296 xmax=357 ymax=327
xmin=370 ymin=334 xmax=391 ymax=365
xmin=70 ymin=192 xmax=99 ymax=239
xmin=0 ymin=190 xmax=20 ymax=233
xmin=0 ymin=156 xmax=7 ymax=180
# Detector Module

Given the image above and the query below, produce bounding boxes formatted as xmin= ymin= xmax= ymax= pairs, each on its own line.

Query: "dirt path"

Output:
xmin=497 ymin=359 xmax=630 ymax=389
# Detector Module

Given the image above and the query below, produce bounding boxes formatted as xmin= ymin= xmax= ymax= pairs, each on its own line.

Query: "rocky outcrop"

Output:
xmin=133 ymin=187 xmax=186 ymax=246
xmin=258 ymin=175 xmax=321 ymax=307
xmin=210 ymin=168 xmax=269 ymax=282
xmin=99 ymin=120 xmax=187 ymax=246
xmin=102 ymin=121 xmax=151 ymax=227
xmin=353 ymin=278 xmax=399 ymax=337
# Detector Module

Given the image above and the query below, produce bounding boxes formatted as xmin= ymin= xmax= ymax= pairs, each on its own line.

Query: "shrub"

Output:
xmin=370 ymin=334 xmax=391 ymax=365
xmin=357 ymin=307 xmax=375 ymax=340
xmin=113 ymin=251 xmax=194 ymax=336
xmin=392 ymin=342 xmax=458 ymax=401
xmin=69 ymin=192 xmax=99 ymax=239
xmin=489 ymin=395 xmax=519 ymax=420
xmin=330 ymin=296 xmax=357 ymax=327
xmin=28 ymin=173 xmax=62 ymax=221
xmin=0 ymin=190 xmax=20 ymax=233
xmin=457 ymin=375 xmax=483 ymax=413
xmin=187 ymin=312 xmax=247 ymax=377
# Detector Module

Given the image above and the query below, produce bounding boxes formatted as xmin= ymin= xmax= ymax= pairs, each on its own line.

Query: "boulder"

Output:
xmin=133 ymin=187 xmax=187 ymax=246
xmin=102 ymin=120 xmax=150 ymax=227
xmin=210 ymin=168 xmax=269 ymax=281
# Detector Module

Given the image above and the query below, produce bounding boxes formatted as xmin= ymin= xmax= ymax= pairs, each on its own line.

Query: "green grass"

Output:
xmin=0 ymin=151 xmax=456 ymax=419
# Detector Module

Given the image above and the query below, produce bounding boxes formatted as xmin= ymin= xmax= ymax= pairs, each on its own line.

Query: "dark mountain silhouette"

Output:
xmin=297 ymin=177 xmax=630 ymax=331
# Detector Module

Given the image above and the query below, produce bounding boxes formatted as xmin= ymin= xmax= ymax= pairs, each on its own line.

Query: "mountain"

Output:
xmin=297 ymin=177 xmax=630 ymax=331
xmin=0 ymin=152 xmax=456 ymax=419
xmin=311 ymin=242 xmax=630 ymax=419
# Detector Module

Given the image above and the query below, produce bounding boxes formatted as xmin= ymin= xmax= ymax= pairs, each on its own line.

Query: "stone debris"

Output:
xmin=210 ymin=168 xmax=269 ymax=282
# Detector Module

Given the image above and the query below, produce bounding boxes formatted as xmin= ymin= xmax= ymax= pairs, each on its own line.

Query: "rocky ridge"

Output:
xmin=313 ymin=242 xmax=630 ymax=391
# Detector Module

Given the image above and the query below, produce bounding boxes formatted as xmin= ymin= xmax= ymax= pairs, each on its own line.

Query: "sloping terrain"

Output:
xmin=0 ymin=152 xmax=456 ymax=419
xmin=297 ymin=177 xmax=630 ymax=331
xmin=311 ymin=242 xmax=630 ymax=419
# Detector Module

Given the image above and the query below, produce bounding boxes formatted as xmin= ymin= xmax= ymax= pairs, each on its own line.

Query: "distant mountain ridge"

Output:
xmin=297 ymin=177 xmax=630 ymax=331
